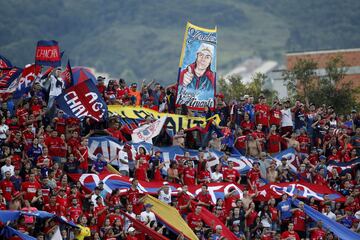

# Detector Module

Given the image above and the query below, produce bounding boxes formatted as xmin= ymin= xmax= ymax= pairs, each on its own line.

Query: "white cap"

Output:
xmin=163 ymin=181 xmax=169 ymax=185
xmin=197 ymin=43 xmax=214 ymax=57
xmin=128 ymin=227 xmax=135 ymax=232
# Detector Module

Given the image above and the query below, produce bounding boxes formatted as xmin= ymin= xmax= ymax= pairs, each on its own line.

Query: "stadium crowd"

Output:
xmin=0 ymin=67 xmax=359 ymax=240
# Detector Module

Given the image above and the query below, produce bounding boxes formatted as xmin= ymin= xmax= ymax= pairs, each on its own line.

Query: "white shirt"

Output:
xmin=118 ymin=150 xmax=129 ymax=172
xmin=211 ymin=172 xmax=223 ymax=182
xmin=140 ymin=211 xmax=156 ymax=223
xmin=158 ymin=189 xmax=172 ymax=204
xmin=323 ymin=211 xmax=336 ymax=221
xmin=0 ymin=124 xmax=9 ymax=140
xmin=49 ymin=75 xmax=64 ymax=97
xmin=1 ymin=164 xmax=14 ymax=179
xmin=281 ymin=108 xmax=293 ymax=127
xmin=123 ymin=212 xmax=136 ymax=231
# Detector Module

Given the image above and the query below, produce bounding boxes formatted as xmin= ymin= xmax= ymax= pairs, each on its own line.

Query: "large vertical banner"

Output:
xmin=176 ymin=22 xmax=217 ymax=111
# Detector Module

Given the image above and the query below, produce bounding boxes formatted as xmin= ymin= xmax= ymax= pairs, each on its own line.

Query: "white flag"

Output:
xmin=131 ymin=116 xmax=167 ymax=143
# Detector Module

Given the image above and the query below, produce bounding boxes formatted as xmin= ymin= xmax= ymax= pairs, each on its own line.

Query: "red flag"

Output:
xmin=61 ymin=59 xmax=73 ymax=88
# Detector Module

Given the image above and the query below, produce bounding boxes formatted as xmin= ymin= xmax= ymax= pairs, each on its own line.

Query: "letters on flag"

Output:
xmin=55 ymin=79 xmax=108 ymax=121
xmin=108 ymin=105 xmax=220 ymax=135
xmin=131 ymin=116 xmax=167 ymax=143
xmin=256 ymin=181 xmax=346 ymax=202
xmin=0 ymin=67 xmax=23 ymax=93
xmin=61 ymin=59 xmax=74 ymax=88
xmin=35 ymin=40 xmax=61 ymax=67
xmin=13 ymin=64 xmax=41 ymax=99
xmin=176 ymin=22 xmax=217 ymax=111
xmin=270 ymin=148 xmax=299 ymax=172
xmin=71 ymin=173 xmax=244 ymax=204
xmin=0 ymin=54 xmax=13 ymax=70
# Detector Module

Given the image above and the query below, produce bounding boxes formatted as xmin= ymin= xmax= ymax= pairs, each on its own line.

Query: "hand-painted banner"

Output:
xmin=256 ymin=181 xmax=346 ymax=202
xmin=13 ymin=64 xmax=41 ymax=99
xmin=132 ymin=116 xmax=167 ymax=143
xmin=0 ymin=67 xmax=23 ymax=93
xmin=88 ymin=136 xmax=253 ymax=174
xmin=108 ymin=105 xmax=220 ymax=135
xmin=35 ymin=40 xmax=61 ymax=67
xmin=56 ymin=79 xmax=108 ymax=121
xmin=0 ymin=54 xmax=13 ymax=69
xmin=327 ymin=157 xmax=360 ymax=174
xmin=176 ymin=22 xmax=217 ymax=111
xmin=71 ymin=173 xmax=244 ymax=204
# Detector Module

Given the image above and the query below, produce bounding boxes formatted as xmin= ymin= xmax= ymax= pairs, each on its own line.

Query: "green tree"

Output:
xmin=282 ymin=58 xmax=318 ymax=102
xmin=283 ymin=56 xmax=358 ymax=114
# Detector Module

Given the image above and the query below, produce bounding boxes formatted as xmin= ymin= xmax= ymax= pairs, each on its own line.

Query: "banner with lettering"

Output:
xmin=35 ymin=40 xmax=61 ymax=67
xmin=55 ymin=79 xmax=108 ymax=121
xmin=175 ymin=22 xmax=217 ymax=111
xmin=108 ymin=105 xmax=220 ymax=135
xmin=0 ymin=67 xmax=23 ymax=93
xmin=256 ymin=181 xmax=346 ymax=202
xmin=71 ymin=173 xmax=244 ymax=204
xmin=13 ymin=64 xmax=41 ymax=99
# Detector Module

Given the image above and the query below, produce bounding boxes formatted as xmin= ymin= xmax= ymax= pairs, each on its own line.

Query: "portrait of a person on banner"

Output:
xmin=179 ymin=43 xmax=215 ymax=92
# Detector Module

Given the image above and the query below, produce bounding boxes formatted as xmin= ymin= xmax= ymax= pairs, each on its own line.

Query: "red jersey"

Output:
xmin=108 ymin=213 xmax=122 ymax=225
xmin=21 ymin=181 xmax=41 ymax=201
xmin=197 ymin=192 xmax=212 ymax=206
xmin=247 ymin=168 xmax=261 ymax=186
xmin=246 ymin=210 xmax=257 ymax=226
xmin=44 ymin=203 xmax=64 ymax=215
xmin=177 ymin=192 xmax=191 ymax=214
xmin=268 ymin=134 xmax=281 ymax=154
xmin=270 ymin=109 xmax=282 ymax=126
xmin=54 ymin=117 xmax=66 ymax=134
xmin=198 ymin=170 xmax=210 ymax=183
xmin=255 ymin=104 xmax=270 ymax=126
xmin=68 ymin=205 xmax=83 ymax=222
xmin=45 ymin=136 xmax=65 ymax=157
xmin=235 ymin=136 xmax=246 ymax=150
xmin=1 ymin=179 xmax=15 ymax=201
xmin=186 ymin=212 xmax=202 ymax=229
xmin=269 ymin=206 xmax=278 ymax=221
xmin=56 ymin=195 xmax=68 ymax=209
xmin=77 ymin=146 xmax=89 ymax=170
xmin=297 ymin=135 xmax=310 ymax=154
xmin=281 ymin=231 xmax=300 ymax=240
xmin=135 ymin=162 xmax=149 ymax=181
xmin=293 ymin=210 xmax=306 ymax=231
xmin=224 ymin=195 xmax=237 ymax=213
xmin=223 ymin=168 xmax=239 ymax=183
xmin=310 ymin=228 xmax=326 ymax=240
xmin=127 ymin=188 xmax=143 ymax=215
xmin=67 ymin=137 xmax=80 ymax=150
xmin=240 ymin=121 xmax=254 ymax=134
xmin=183 ymin=167 xmax=196 ymax=185
xmin=94 ymin=204 xmax=107 ymax=227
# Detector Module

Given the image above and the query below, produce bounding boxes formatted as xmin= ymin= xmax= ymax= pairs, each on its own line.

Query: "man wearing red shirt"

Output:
xmin=53 ymin=110 xmax=66 ymax=135
xmin=44 ymin=195 xmax=64 ymax=216
xmin=96 ymin=76 xmax=106 ymax=97
xmin=106 ymin=122 xmax=127 ymax=142
xmin=67 ymin=131 xmax=81 ymax=150
xmin=177 ymin=185 xmax=192 ymax=216
xmin=297 ymin=128 xmax=310 ymax=154
xmin=270 ymin=102 xmax=282 ymax=127
xmin=281 ymin=223 xmax=300 ymax=240
xmin=56 ymin=188 xmax=68 ymax=210
xmin=182 ymin=161 xmax=197 ymax=185
xmin=235 ymin=129 xmax=247 ymax=154
xmin=247 ymin=161 xmax=261 ymax=189
xmin=37 ymin=147 xmax=53 ymax=169
xmin=44 ymin=130 xmax=65 ymax=160
xmin=21 ymin=173 xmax=41 ymax=201
xmin=255 ymin=95 xmax=270 ymax=128
xmin=1 ymin=171 xmax=15 ymax=202
xmin=135 ymin=158 xmax=149 ymax=182
xmin=223 ymin=161 xmax=240 ymax=184
xmin=22 ymin=125 xmax=35 ymax=150
xmin=67 ymin=198 xmax=83 ymax=222
xmin=94 ymin=196 xmax=108 ymax=227
xmin=126 ymin=179 xmax=143 ymax=215
xmin=267 ymin=126 xmax=281 ymax=154
xmin=291 ymin=201 xmax=306 ymax=239
xmin=196 ymin=184 xmax=212 ymax=208
xmin=186 ymin=205 xmax=203 ymax=229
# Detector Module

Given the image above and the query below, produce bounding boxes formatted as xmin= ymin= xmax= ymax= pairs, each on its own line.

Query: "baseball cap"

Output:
xmin=128 ymin=227 xmax=136 ymax=232
xmin=145 ymin=203 xmax=153 ymax=208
